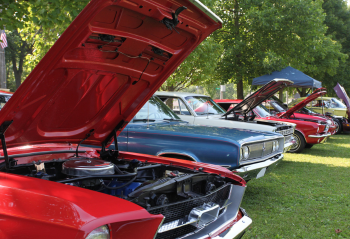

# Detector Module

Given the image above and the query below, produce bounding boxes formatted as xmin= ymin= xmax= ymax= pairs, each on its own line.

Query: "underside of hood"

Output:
xmin=334 ymin=83 xmax=350 ymax=114
xmin=223 ymin=79 xmax=293 ymax=118
xmin=0 ymin=0 xmax=221 ymax=148
xmin=280 ymin=88 xmax=326 ymax=118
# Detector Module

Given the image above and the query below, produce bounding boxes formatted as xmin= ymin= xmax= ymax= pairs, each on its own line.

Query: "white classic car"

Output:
xmin=156 ymin=79 xmax=296 ymax=152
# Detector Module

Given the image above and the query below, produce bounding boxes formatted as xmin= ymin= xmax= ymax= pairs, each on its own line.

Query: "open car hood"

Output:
xmin=0 ymin=0 xmax=221 ymax=148
xmin=223 ymin=79 xmax=293 ymax=117
xmin=280 ymin=88 xmax=327 ymax=118
xmin=334 ymin=83 xmax=350 ymax=113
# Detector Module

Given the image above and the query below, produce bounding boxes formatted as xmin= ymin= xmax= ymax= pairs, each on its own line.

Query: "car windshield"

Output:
xmin=330 ymin=98 xmax=347 ymax=108
xmin=268 ymin=96 xmax=288 ymax=113
xmin=301 ymin=107 xmax=317 ymax=114
xmin=132 ymin=96 xmax=181 ymax=122
xmin=184 ymin=96 xmax=226 ymax=115
xmin=0 ymin=94 xmax=11 ymax=110
xmin=254 ymin=104 xmax=271 ymax=117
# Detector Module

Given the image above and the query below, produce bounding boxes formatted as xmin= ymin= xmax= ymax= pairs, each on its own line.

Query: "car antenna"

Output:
xmin=147 ymin=101 xmax=150 ymax=129
xmin=206 ymin=100 xmax=209 ymax=119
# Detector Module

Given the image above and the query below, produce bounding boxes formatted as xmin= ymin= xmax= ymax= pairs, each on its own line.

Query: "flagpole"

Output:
xmin=0 ymin=29 xmax=6 ymax=89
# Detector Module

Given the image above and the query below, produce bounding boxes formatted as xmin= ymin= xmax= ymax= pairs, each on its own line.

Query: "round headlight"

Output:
xmin=275 ymin=141 xmax=279 ymax=151
xmin=241 ymin=146 xmax=250 ymax=159
xmin=86 ymin=225 xmax=110 ymax=239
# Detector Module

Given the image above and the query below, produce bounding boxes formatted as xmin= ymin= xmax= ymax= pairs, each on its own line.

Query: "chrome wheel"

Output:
xmin=333 ymin=120 xmax=341 ymax=134
xmin=290 ymin=134 xmax=301 ymax=152
xmin=288 ymin=131 xmax=306 ymax=153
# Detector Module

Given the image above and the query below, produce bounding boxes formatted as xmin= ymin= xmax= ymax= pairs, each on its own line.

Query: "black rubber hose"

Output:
xmin=114 ymin=165 xmax=125 ymax=174
xmin=56 ymin=173 xmax=137 ymax=183
xmin=101 ymin=174 xmax=138 ymax=190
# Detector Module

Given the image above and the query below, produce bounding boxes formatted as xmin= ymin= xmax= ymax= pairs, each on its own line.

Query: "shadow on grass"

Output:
xmin=242 ymin=159 xmax=350 ymax=238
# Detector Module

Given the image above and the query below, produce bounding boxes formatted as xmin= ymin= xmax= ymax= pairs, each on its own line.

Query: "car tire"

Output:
xmin=288 ymin=131 xmax=306 ymax=153
xmin=305 ymin=143 xmax=314 ymax=148
xmin=333 ymin=119 xmax=342 ymax=134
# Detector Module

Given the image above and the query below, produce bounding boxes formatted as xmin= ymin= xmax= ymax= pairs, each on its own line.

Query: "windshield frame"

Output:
xmin=184 ymin=96 xmax=226 ymax=116
xmin=131 ymin=96 xmax=182 ymax=123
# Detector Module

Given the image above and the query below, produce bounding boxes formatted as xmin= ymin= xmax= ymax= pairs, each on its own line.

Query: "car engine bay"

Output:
xmin=0 ymin=154 xmax=239 ymax=239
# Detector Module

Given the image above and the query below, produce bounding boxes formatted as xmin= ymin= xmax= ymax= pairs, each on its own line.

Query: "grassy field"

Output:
xmin=241 ymin=134 xmax=350 ymax=239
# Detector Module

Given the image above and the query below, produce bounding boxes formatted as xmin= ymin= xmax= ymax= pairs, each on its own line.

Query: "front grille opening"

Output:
xmin=156 ymin=224 xmax=197 ymax=239
xmin=149 ymin=184 xmax=231 ymax=239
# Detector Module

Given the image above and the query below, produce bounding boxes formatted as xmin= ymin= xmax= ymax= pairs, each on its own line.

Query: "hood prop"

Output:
xmin=100 ymin=120 xmax=126 ymax=160
xmin=0 ymin=121 xmax=13 ymax=170
xmin=76 ymin=129 xmax=94 ymax=157
xmin=161 ymin=6 xmax=187 ymax=33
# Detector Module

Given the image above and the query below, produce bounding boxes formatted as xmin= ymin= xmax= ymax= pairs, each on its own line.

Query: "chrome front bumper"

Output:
xmin=232 ymin=154 xmax=283 ymax=181
xmin=308 ymin=132 xmax=332 ymax=138
xmin=283 ymin=138 xmax=296 ymax=152
xmin=213 ymin=215 xmax=252 ymax=239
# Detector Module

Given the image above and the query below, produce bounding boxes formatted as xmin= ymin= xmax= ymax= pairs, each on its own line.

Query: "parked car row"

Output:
xmin=1 ymin=0 xmax=350 ymax=238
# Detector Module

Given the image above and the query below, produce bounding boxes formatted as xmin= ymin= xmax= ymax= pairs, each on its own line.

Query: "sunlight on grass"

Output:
xmin=241 ymin=134 xmax=350 ymax=239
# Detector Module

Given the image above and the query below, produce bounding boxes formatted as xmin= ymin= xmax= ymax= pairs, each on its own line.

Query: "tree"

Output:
xmin=213 ymin=0 xmax=347 ymax=99
xmin=318 ymin=0 xmax=350 ymax=95
xmin=1 ymin=0 xmax=90 ymax=89
xmin=160 ymin=37 xmax=223 ymax=92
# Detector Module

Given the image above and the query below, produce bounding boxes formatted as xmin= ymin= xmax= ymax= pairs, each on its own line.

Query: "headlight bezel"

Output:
xmin=241 ymin=146 xmax=250 ymax=160
xmin=86 ymin=225 xmax=110 ymax=239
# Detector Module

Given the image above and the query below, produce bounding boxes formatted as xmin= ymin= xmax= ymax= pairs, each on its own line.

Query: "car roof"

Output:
xmin=155 ymin=91 xmax=209 ymax=98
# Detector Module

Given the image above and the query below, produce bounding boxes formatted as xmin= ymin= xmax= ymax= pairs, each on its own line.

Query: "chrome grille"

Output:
xmin=241 ymin=138 xmax=284 ymax=163
xmin=149 ymin=184 xmax=231 ymax=239
xmin=276 ymin=127 xmax=294 ymax=136
xmin=284 ymin=135 xmax=292 ymax=143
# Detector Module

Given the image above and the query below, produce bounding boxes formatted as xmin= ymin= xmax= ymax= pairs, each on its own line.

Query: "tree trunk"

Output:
xmin=279 ymin=89 xmax=283 ymax=101
xmin=237 ymin=78 xmax=244 ymax=99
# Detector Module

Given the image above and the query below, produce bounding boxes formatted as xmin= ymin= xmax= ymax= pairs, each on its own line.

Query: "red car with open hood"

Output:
xmin=266 ymin=90 xmax=337 ymax=135
xmin=0 ymin=1 xmax=251 ymax=239
xmin=215 ymin=80 xmax=331 ymax=153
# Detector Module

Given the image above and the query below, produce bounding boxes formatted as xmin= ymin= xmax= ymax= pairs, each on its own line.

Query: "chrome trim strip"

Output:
xmin=233 ymin=154 xmax=283 ymax=173
xmin=308 ymin=132 xmax=331 ymax=138
xmin=239 ymin=135 xmax=283 ymax=145
xmin=189 ymin=0 xmax=223 ymax=23
xmin=153 ymin=217 xmax=166 ymax=239
xmin=157 ymin=152 xmax=197 ymax=161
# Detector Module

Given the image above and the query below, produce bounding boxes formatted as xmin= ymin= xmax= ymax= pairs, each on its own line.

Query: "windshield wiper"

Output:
xmin=163 ymin=118 xmax=182 ymax=121
xmin=133 ymin=119 xmax=156 ymax=122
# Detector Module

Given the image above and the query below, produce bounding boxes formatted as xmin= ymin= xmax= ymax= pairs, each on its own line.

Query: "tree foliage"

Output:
xmin=1 ymin=0 xmax=89 ymax=89
xmin=160 ymin=37 xmax=223 ymax=91
xmin=319 ymin=0 xmax=350 ymax=95
xmin=213 ymin=0 xmax=347 ymax=98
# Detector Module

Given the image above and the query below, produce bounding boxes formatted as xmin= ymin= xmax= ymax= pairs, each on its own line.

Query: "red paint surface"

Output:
xmin=0 ymin=0 xmax=233 ymax=238
xmin=0 ymin=0 xmax=222 ymax=149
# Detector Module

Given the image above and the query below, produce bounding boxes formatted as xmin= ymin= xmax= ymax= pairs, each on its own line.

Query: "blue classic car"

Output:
xmin=114 ymin=96 xmax=285 ymax=181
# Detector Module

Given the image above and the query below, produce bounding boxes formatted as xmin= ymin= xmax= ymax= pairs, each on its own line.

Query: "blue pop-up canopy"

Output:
xmin=252 ymin=66 xmax=322 ymax=88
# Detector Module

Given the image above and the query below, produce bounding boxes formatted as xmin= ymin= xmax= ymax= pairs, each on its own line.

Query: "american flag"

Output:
xmin=0 ymin=30 xmax=8 ymax=49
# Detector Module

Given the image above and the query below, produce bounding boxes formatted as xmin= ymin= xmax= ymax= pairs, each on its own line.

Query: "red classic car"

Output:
xmin=0 ymin=0 xmax=251 ymax=238
xmin=287 ymin=88 xmax=346 ymax=134
xmin=266 ymin=92 xmax=337 ymax=135
xmin=215 ymin=80 xmax=331 ymax=153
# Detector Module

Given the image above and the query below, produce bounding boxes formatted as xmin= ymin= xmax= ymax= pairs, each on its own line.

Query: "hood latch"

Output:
xmin=161 ymin=6 xmax=187 ymax=33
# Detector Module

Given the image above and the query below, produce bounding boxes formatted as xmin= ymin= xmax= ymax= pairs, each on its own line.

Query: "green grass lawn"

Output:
xmin=241 ymin=134 xmax=350 ymax=239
